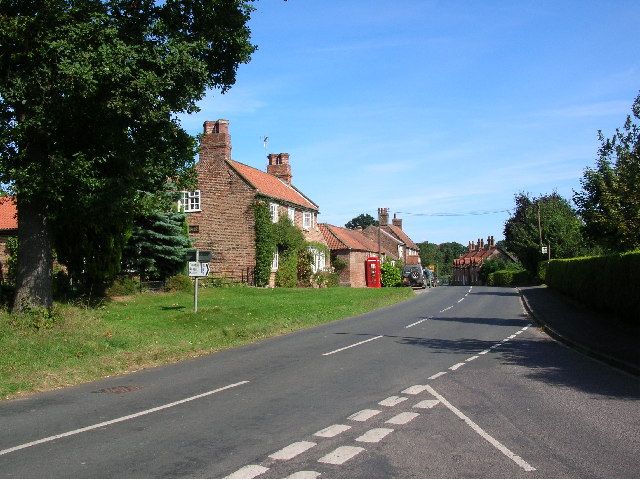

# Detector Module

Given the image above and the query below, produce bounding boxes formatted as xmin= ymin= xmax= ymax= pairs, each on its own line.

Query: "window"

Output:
xmin=303 ymin=211 xmax=312 ymax=230
xmin=288 ymin=207 xmax=295 ymax=223
xmin=270 ymin=203 xmax=279 ymax=223
xmin=271 ymin=248 xmax=279 ymax=271
xmin=179 ymin=190 xmax=201 ymax=212
xmin=309 ymin=247 xmax=326 ymax=273
xmin=188 ymin=225 xmax=199 ymax=234
xmin=398 ymin=245 xmax=404 ymax=259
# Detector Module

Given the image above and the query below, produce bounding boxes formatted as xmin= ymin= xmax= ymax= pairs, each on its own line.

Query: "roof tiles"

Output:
xmin=0 ymin=196 xmax=17 ymax=231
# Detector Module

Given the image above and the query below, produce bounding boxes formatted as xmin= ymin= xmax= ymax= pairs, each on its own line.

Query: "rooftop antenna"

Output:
xmin=261 ymin=135 xmax=269 ymax=154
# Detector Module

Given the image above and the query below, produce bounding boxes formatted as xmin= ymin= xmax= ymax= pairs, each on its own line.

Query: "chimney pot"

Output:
xmin=378 ymin=208 xmax=389 ymax=226
xmin=267 ymin=153 xmax=292 ymax=184
xmin=392 ymin=213 xmax=403 ymax=230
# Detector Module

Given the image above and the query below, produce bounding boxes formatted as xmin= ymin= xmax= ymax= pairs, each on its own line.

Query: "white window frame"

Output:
xmin=180 ymin=190 xmax=201 ymax=212
xmin=271 ymin=248 xmax=279 ymax=271
xmin=288 ymin=207 xmax=295 ymax=223
xmin=309 ymin=247 xmax=326 ymax=273
xmin=270 ymin=203 xmax=279 ymax=223
xmin=303 ymin=211 xmax=312 ymax=230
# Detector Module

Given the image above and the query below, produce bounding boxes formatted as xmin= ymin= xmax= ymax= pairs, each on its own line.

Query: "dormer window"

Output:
xmin=180 ymin=190 xmax=201 ymax=212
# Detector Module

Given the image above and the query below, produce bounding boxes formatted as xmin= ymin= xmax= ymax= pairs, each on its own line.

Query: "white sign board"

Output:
xmin=541 ymin=246 xmax=548 ymax=254
xmin=188 ymin=262 xmax=210 ymax=277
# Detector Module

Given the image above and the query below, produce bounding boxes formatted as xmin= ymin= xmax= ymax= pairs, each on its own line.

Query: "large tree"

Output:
xmin=573 ymin=93 xmax=640 ymax=252
xmin=504 ymin=192 xmax=586 ymax=273
xmin=0 ymin=0 xmax=255 ymax=308
xmin=345 ymin=213 xmax=378 ymax=230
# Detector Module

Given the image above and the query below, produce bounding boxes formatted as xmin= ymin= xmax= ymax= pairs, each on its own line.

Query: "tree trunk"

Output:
xmin=12 ymin=196 xmax=53 ymax=311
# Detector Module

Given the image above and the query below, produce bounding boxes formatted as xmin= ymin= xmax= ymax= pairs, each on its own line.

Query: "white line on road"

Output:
xmin=318 ymin=446 xmax=365 ymax=465
xmin=405 ymin=317 xmax=431 ymax=328
xmin=458 ymin=298 xmax=465 ymax=303
xmin=402 ymin=385 xmax=429 ymax=395
xmin=479 ymin=349 xmax=491 ymax=355
xmin=413 ymin=399 xmax=439 ymax=409
xmin=466 ymin=355 xmax=479 ymax=362
xmin=322 ymin=335 xmax=384 ymax=356
xmin=379 ymin=396 xmax=408 ymax=407
xmin=449 ymin=362 xmax=465 ymax=371
xmin=314 ymin=424 xmax=351 ymax=438
xmin=440 ymin=306 xmax=453 ymax=312
xmin=429 ymin=371 xmax=447 ymax=379
xmin=356 ymin=428 xmax=394 ymax=443
xmin=285 ymin=472 xmax=321 ymax=479
xmin=348 ymin=409 xmax=381 ymax=422
xmin=0 ymin=381 xmax=250 ymax=457
xmin=426 ymin=386 xmax=536 ymax=472
xmin=508 ymin=334 xmax=517 ymax=339
xmin=386 ymin=412 xmax=420 ymax=425
xmin=269 ymin=441 xmax=316 ymax=460
xmin=223 ymin=465 xmax=269 ymax=479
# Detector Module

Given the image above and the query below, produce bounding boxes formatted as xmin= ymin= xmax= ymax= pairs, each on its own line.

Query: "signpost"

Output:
xmin=187 ymin=249 xmax=211 ymax=312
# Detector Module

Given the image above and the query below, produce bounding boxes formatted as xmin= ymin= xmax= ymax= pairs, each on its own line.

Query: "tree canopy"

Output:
xmin=0 ymin=0 xmax=256 ymax=307
xmin=573 ymin=93 xmax=640 ymax=252
xmin=345 ymin=213 xmax=378 ymax=229
xmin=504 ymin=192 xmax=586 ymax=273
xmin=417 ymin=241 xmax=465 ymax=280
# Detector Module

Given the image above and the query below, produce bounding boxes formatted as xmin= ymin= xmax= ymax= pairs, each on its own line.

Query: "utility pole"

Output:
xmin=537 ymin=202 xmax=543 ymax=251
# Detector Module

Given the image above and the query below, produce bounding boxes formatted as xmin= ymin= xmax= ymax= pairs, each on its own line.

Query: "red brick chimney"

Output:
xmin=378 ymin=207 xmax=389 ymax=226
xmin=392 ymin=213 xmax=403 ymax=230
xmin=267 ymin=153 xmax=292 ymax=184
xmin=200 ymin=119 xmax=231 ymax=165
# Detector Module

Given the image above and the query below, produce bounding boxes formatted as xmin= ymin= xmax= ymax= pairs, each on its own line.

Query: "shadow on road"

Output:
xmin=430 ymin=315 xmax=526 ymax=327
xmin=469 ymin=290 xmax=520 ymax=297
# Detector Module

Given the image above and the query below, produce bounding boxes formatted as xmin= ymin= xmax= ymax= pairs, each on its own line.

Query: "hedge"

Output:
xmin=545 ymin=250 xmax=640 ymax=323
xmin=487 ymin=269 xmax=531 ymax=287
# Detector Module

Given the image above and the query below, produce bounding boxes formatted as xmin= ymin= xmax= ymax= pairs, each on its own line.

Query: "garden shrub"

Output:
xmin=545 ymin=250 xmax=640 ymax=323
xmin=106 ymin=276 xmax=139 ymax=296
xmin=381 ymin=260 xmax=402 ymax=287
xmin=487 ymin=269 xmax=531 ymax=286
xmin=313 ymin=271 xmax=339 ymax=288
xmin=165 ymin=274 xmax=193 ymax=292
xmin=275 ymin=253 xmax=297 ymax=288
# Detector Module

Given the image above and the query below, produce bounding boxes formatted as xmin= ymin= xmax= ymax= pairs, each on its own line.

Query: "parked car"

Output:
xmin=402 ymin=265 xmax=427 ymax=288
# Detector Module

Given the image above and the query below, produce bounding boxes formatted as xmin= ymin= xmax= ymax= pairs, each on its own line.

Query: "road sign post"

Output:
xmin=187 ymin=250 xmax=211 ymax=312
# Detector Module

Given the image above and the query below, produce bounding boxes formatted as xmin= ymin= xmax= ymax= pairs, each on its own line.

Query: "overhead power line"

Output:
xmin=394 ymin=209 xmax=511 ymax=217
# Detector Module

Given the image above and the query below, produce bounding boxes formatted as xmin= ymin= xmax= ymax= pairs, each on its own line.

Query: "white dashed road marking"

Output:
xmin=386 ymin=412 xmax=420 ymax=425
xmin=429 ymin=371 xmax=447 ymax=379
xmin=449 ymin=362 xmax=465 ymax=371
xmin=314 ymin=424 xmax=351 ymax=438
xmin=223 ymin=465 xmax=269 ymax=479
xmin=348 ymin=409 xmax=381 ymax=422
xmin=405 ymin=317 xmax=431 ymax=328
xmin=466 ymin=355 xmax=479 ymax=362
xmin=440 ymin=306 xmax=453 ymax=312
xmin=457 ymin=298 xmax=464 ymax=303
xmin=413 ymin=399 xmax=439 ymax=409
xmin=284 ymin=472 xmax=321 ymax=479
xmin=379 ymin=396 xmax=408 ymax=407
xmin=426 ymin=386 xmax=536 ymax=472
xmin=318 ymin=446 xmax=365 ymax=465
xmin=0 ymin=381 xmax=250 ymax=457
xmin=322 ymin=335 xmax=384 ymax=356
xmin=479 ymin=349 xmax=490 ymax=355
xmin=402 ymin=385 xmax=429 ymax=395
xmin=356 ymin=428 xmax=394 ymax=443
xmin=269 ymin=441 xmax=316 ymax=460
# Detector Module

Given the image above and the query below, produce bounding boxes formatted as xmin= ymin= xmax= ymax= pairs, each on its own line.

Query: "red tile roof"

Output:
xmin=319 ymin=224 xmax=380 ymax=252
xmin=228 ymin=160 xmax=318 ymax=211
xmin=0 ymin=196 xmax=17 ymax=231
xmin=383 ymin=224 xmax=419 ymax=251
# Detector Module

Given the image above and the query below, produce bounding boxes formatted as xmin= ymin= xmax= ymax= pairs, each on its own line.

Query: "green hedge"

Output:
xmin=545 ymin=250 xmax=640 ymax=323
xmin=487 ymin=269 xmax=531 ymax=287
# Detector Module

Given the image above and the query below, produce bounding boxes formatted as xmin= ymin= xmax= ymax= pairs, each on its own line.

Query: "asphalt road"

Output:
xmin=1 ymin=286 xmax=638 ymax=478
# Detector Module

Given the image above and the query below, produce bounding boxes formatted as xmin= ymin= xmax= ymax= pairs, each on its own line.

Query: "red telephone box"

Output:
xmin=365 ymin=256 xmax=382 ymax=288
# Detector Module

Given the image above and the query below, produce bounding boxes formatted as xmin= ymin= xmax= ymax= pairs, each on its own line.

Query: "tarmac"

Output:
xmin=519 ymin=285 xmax=639 ymax=377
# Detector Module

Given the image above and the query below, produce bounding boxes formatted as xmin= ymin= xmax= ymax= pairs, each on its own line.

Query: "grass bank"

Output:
xmin=0 ymin=286 xmax=413 ymax=399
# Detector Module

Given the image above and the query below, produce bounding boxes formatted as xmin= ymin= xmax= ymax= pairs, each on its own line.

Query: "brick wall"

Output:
xmin=0 ymin=235 xmax=13 ymax=283
xmin=187 ymin=121 xmax=257 ymax=282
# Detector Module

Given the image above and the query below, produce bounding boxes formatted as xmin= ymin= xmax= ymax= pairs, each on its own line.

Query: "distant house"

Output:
xmin=182 ymin=120 xmax=328 ymax=286
xmin=362 ymin=208 xmax=421 ymax=265
xmin=0 ymin=196 xmax=17 ymax=283
xmin=452 ymin=236 xmax=515 ymax=285
xmin=319 ymin=224 xmax=382 ymax=287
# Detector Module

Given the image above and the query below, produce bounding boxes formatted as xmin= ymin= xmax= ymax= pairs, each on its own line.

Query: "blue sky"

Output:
xmin=179 ymin=0 xmax=640 ymax=245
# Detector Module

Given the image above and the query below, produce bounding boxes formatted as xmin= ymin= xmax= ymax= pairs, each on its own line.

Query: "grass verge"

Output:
xmin=0 ymin=286 xmax=412 ymax=400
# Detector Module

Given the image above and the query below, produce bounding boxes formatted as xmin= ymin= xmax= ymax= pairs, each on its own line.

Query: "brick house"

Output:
xmin=319 ymin=224 xmax=383 ymax=287
xmin=362 ymin=208 xmax=421 ymax=265
xmin=0 ymin=196 xmax=17 ymax=283
xmin=182 ymin=119 xmax=328 ymax=285
xmin=452 ymin=236 xmax=515 ymax=285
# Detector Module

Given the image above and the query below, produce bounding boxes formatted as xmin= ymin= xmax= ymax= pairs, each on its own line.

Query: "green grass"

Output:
xmin=0 ymin=286 xmax=413 ymax=399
